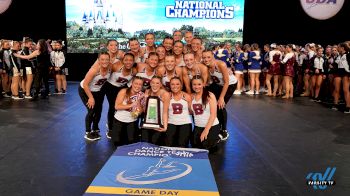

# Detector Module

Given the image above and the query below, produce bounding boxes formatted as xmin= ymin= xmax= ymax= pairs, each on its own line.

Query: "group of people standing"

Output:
xmin=230 ymin=41 xmax=350 ymax=113
xmin=79 ymin=32 xmax=238 ymax=150
xmin=0 ymin=38 xmax=67 ymax=100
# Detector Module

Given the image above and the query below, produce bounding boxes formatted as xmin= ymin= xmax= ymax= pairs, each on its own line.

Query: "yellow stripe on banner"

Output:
xmin=86 ymin=186 xmax=220 ymax=196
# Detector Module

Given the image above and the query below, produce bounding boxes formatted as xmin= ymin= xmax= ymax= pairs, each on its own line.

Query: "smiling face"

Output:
xmin=107 ymin=40 xmax=118 ymax=54
xmin=173 ymin=31 xmax=183 ymax=41
xmin=99 ymin=53 xmax=110 ymax=68
xmin=173 ymin=41 xmax=184 ymax=55
xmin=191 ymin=38 xmax=201 ymax=52
xmin=170 ymin=78 xmax=182 ymax=93
xmin=145 ymin=34 xmax=155 ymax=47
xmin=123 ymin=54 xmax=135 ymax=69
xmin=163 ymin=38 xmax=174 ymax=52
xmin=202 ymin=51 xmax=213 ymax=66
xmin=165 ymin=55 xmax=176 ymax=71
xmin=156 ymin=46 xmax=166 ymax=60
xmin=129 ymin=40 xmax=140 ymax=53
xmin=150 ymin=77 xmax=162 ymax=93
xmin=191 ymin=78 xmax=203 ymax=93
xmin=131 ymin=78 xmax=144 ymax=93
xmin=184 ymin=53 xmax=195 ymax=69
xmin=147 ymin=54 xmax=159 ymax=68
xmin=184 ymin=32 xmax=193 ymax=44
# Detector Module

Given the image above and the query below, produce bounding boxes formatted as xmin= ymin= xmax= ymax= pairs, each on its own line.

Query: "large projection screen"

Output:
xmin=66 ymin=0 xmax=245 ymax=53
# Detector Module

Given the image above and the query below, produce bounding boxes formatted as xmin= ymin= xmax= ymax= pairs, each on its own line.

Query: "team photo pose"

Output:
xmin=104 ymin=53 xmax=136 ymax=139
xmin=166 ymin=77 xmax=193 ymax=147
xmin=141 ymin=76 xmax=170 ymax=145
xmin=158 ymin=54 xmax=183 ymax=91
xmin=78 ymin=52 xmax=110 ymax=141
xmin=202 ymin=50 xmax=237 ymax=141
xmin=182 ymin=52 xmax=209 ymax=94
xmin=135 ymin=52 xmax=160 ymax=91
xmin=113 ymin=76 xmax=144 ymax=146
xmin=191 ymin=75 xmax=220 ymax=149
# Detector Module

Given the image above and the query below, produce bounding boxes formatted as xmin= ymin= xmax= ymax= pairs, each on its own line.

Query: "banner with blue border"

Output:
xmin=84 ymin=142 xmax=219 ymax=196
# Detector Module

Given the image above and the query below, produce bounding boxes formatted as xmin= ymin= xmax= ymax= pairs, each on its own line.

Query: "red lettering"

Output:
xmin=193 ymin=104 xmax=204 ymax=115
xmin=211 ymin=76 xmax=220 ymax=83
xmin=116 ymin=77 xmax=129 ymax=84
xmin=95 ymin=78 xmax=107 ymax=86
xmin=172 ymin=103 xmax=183 ymax=114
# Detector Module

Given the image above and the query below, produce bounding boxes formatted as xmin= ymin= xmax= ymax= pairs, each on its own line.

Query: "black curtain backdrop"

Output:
xmin=1 ymin=0 xmax=349 ymax=81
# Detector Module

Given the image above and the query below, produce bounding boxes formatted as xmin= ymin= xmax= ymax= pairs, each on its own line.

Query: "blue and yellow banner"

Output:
xmin=84 ymin=142 xmax=219 ymax=196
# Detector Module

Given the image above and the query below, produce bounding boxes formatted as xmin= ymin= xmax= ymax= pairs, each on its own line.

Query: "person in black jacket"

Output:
xmin=14 ymin=39 xmax=51 ymax=100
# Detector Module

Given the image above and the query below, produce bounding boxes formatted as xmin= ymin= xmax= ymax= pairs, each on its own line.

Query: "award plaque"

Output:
xmin=142 ymin=96 xmax=163 ymax=129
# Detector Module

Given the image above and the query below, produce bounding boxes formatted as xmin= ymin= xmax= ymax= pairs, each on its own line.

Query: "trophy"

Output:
xmin=141 ymin=96 xmax=163 ymax=129
xmin=130 ymin=92 xmax=144 ymax=119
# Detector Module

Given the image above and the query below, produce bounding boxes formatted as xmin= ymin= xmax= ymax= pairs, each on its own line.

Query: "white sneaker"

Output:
xmin=12 ymin=96 xmax=24 ymax=100
xmin=233 ymin=90 xmax=241 ymax=95
xmin=24 ymin=95 xmax=33 ymax=99
xmin=245 ymin=90 xmax=255 ymax=95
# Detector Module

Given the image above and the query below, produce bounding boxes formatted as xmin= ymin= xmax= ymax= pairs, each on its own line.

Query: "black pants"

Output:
xmin=78 ymin=86 xmax=104 ymax=132
xmin=112 ymin=119 xmax=139 ymax=146
xmin=33 ymin=67 xmax=49 ymax=97
xmin=166 ymin=123 xmax=192 ymax=147
xmin=209 ymin=83 xmax=236 ymax=130
xmin=141 ymin=128 xmax=164 ymax=145
xmin=192 ymin=124 xmax=220 ymax=150
xmin=102 ymin=82 xmax=125 ymax=131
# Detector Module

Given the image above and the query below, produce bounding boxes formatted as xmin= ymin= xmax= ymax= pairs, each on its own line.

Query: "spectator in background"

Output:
xmin=15 ymin=39 xmax=51 ymax=100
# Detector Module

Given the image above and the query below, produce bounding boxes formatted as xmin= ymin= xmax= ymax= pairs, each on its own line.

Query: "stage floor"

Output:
xmin=0 ymin=82 xmax=349 ymax=196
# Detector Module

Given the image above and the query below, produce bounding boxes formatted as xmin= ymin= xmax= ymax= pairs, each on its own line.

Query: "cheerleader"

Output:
xmin=141 ymin=76 xmax=170 ymax=145
xmin=128 ymin=38 xmax=144 ymax=63
xmin=266 ymin=43 xmax=282 ymax=96
xmin=183 ymin=31 xmax=194 ymax=53
xmin=246 ymin=43 xmax=262 ymax=95
xmin=135 ymin=52 xmax=159 ymax=91
xmin=191 ymin=37 xmax=203 ymax=63
xmin=104 ymin=53 xmax=136 ymax=139
xmin=113 ymin=76 xmax=144 ymax=146
xmin=158 ymin=54 xmax=183 ymax=91
xmin=78 ymin=52 xmax=110 ymax=141
xmin=191 ymin=75 xmax=220 ymax=149
xmin=142 ymin=33 xmax=156 ymax=60
xmin=301 ymin=43 xmax=316 ymax=97
xmin=232 ymin=42 xmax=245 ymax=95
xmin=334 ymin=43 xmax=350 ymax=113
xmin=156 ymin=45 xmax=166 ymax=68
xmin=173 ymin=41 xmax=186 ymax=67
xmin=162 ymin=36 xmax=174 ymax=54
xmin=182 ymin=52 xmax=209 ymax=94
xmin=311 ymin=47 xmax=326 ymax=102
xmin=202 ymin=50 xmax=237 ymax=141
xmin=166 ymin=77 xmax=192 ymax=147
xmin=173 ymin=30 xmax=183 ymax=42
xmin=242 ymin=44 xmax=251 ymax=91
xmin=281 ymin=44 xmax=296 ymax=99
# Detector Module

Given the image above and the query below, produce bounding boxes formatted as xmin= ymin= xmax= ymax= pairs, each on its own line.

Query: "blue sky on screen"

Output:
xmin=66 ymin=0 xmax=245 ymax=33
